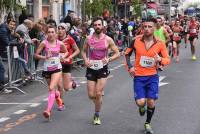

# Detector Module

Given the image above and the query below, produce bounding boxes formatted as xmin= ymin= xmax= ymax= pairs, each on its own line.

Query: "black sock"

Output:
xmin=95 ymin=112 xmax=100 ymax=117
xmin=146 ymin=107 xmax=155 ymax=124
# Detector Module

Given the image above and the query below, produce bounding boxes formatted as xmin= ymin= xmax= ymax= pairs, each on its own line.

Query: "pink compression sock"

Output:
xmin=47 ymin=90 xmax=56 ymax=111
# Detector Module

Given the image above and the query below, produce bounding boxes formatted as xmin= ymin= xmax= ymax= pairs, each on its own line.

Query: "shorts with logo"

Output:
xmin=42 ymin=69 xmax=61 ymax=79
xmin=62 ymin=64 xmax=72 ymax=73
xmin=86 ymin=65 xmax=110 ymax=82
xmin=133 ymin=74 xmax=159 ymax=100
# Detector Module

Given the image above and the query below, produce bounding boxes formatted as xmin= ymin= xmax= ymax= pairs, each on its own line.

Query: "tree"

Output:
xmin=82 ymin=0 xmax=113 ymax=18
xmin=131 ymin=0 xmax=142 ymax=18
xmin=0 ymin=0 xmax=17 ymax=12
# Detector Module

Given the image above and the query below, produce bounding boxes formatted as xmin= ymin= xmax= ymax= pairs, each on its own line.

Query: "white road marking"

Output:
xmin=80 ymin=81 xmax=87 ymax=84
xmin=30 ymin=103 xmax=41 ymax=107
xmin=0 ymin=117 xmax=10 ymax=123
xmin=14 ymin=110 xmax=27 ymax=114
xmin=43 ymin=98 xmax=48 ymax=101
xmin=159 ymin=76 xmax=169 ymax=87
xmin=108 ymin=75 xmax=114 ymax=79
xmin=0 ymin=103 xmax=41 ymax=105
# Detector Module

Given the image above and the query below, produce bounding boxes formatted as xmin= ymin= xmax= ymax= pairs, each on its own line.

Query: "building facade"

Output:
xmin=0 ymin=0 xmax=82 ymax=24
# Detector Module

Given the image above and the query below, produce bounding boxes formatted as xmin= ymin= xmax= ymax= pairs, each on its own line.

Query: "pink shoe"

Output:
xmin=58 ymin=105 xmax=65 ymax=111
xmin=72 ymin=80 xmax=77 ymax=89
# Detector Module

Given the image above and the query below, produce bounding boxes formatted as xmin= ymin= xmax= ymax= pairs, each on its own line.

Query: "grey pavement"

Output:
xmin=0 ymin=40 xmax=200 ymax=134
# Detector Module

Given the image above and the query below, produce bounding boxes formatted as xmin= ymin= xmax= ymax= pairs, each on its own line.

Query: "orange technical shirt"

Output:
xmin=125 ymin=36 xmax=170 ymax=76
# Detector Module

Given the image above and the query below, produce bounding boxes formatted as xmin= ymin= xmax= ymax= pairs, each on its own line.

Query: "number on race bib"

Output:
xmin=140 ymin=56 xmax=155 ymax=68
xmin=90 ymin=60 xmax=104 ymax=70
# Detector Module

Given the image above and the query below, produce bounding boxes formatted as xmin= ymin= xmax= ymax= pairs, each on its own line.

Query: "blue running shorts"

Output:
xmin=133 ymin=74 xmax=159 ymax=100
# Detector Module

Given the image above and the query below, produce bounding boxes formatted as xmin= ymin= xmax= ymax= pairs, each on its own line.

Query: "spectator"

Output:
xmin=19 ymin=10 xmax=28 ymax=25
xmin=0 ymin=19 xmax=23 ymax=91
xmin=47 ymin=15 xmax=57 ymax=27
xmin=16 ymin=19 xmax=34 ymax=44
xmin=64 ymin=10 xmax=75 ymax=26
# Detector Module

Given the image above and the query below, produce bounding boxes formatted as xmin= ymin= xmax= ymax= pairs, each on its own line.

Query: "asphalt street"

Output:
xmin=0 ymin=41 xmax=200 ymax=134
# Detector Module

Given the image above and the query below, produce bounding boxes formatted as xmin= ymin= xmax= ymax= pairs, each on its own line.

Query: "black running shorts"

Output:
xmin=86 ymin=65 xmax=110 ymax=82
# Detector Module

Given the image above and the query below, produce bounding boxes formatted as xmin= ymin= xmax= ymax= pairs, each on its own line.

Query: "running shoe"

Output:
xmin=192 ymin=55 xmax=197 ymax=61
xmin=139 ymin=107 xmax=146 ymax=116
xmin=144 ymin=123 xmax=154 ymax=134
xmin=58 ymin=104 xmax=65 ymax=111
xmin=72 ymin=80 xmax=77 ymax=89
xmin=93 ymin=115 xmax=101 ymax=125
xmin=43 ymin=110 xmax=51 ymax=120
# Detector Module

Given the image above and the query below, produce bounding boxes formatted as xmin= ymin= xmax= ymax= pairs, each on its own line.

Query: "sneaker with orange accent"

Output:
xmin=58 ymin=104 xmax=65 ymax=111
xmin=43 ymin=110 xmax=51 ymax=120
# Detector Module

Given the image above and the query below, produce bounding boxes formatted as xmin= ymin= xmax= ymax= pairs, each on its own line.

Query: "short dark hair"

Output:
xmin=143 ymin=17 xmax=157 ymax=23
xmin=46 ymin=24 xmax=57 ymax=33
xmin=92 ymin=17 xmax=104 ymax=26
xmin=7 ymin=18 xmax=16 ymax=24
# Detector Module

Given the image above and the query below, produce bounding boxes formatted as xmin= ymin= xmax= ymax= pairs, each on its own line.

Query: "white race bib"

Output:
xmin=90 ymin=60 xmax=104 ymax=70
xmin=190 ymin=29 xmax=197 ymax=34
xmin=140 ymin=56 xmax=155 ymax=68
xmin=44 ymin=57 xmax=61 ymax=71
xmin=174 ymin=33 xmax=179 ymax=37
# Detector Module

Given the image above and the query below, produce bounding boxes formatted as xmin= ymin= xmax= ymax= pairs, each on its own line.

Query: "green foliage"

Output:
xmin=131 ymin=0 xmax=142 ymax=17
xmin=82 ymin=0 xmax=113 ymax=18
xmin=0 ymin=0 xmax=16 ymax=12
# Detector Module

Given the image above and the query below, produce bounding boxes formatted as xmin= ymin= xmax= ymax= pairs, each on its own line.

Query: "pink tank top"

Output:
xmin=87 ymin=34 xmax=108 ymax=60
xmin=43 ymin=40 xmax=62 ymax=71
xmin=44 ymin=40 xmax=61 ymax=56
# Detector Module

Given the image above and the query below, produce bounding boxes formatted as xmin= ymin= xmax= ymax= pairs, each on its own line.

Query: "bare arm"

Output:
xmin=81 ymin=38 xmax=91 ymax=67
xmin=60 ymin=42 xmax=69 ymax=59
xmin=34 ymin=42 xmax=46 ymax=60
xmin=69 ymin=43 xmax=80 ymax=59
xmin=107 ymin=37 xmax=120 ymax=62
xmin=163 ymin=29 xmax=170 ymax=43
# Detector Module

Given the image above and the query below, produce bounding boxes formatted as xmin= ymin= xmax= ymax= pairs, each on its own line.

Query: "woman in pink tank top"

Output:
xmin=35 ymin=25 xmax=68 ymax=120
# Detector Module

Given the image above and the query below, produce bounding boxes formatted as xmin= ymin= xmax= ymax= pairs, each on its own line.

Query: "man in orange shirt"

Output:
xmin=124 ymin=18 xmax=170 ymax=134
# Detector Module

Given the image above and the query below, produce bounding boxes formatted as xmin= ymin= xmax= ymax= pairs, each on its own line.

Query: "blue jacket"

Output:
xmin=0 ymin=23 xmax=16 ymax=58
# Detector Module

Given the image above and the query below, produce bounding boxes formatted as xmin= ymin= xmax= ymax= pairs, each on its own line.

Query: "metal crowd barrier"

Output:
xmin=2 ymin=43 xmax=47 ymax=94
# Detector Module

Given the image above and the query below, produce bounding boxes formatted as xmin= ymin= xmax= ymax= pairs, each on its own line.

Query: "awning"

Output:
xmin=147 ymin=3 xmax=157 ymax=9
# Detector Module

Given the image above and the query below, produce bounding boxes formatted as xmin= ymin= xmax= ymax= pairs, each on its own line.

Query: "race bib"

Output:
xmin=140 ymin=56 xmax=155 ymax=68
xmin=90 ymin=60 xmax=104 ymax=70
xmin=190 ymin=29 xmax=197 ymax=34
xmin=44 ymin=57 xmax=61 ymax=71
xmin=174 ymin=33 xmax=179 ymax=37
xmin=173 ymin=33 xmax=181 ymax=41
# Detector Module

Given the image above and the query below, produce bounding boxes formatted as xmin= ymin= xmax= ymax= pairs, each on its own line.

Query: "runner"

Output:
xmin=154 ymin=17 xmax=170 ymax=43
xmin=81 ymin=17 xmax=120 ymax=125
xmin=34 ymin=25 xmax=68 ymax=120
xmin=154 ymin=17 xmax=170 ymax=71
xmin=187 ymin=17 xmax=199 ymax=60
xmin=57 ymin=23 xmax=80 ymax=104
xmin=124 ymin=18 xmax=170 ymax=134
xmin=171 ymin=20 xmax=183 ymax=62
